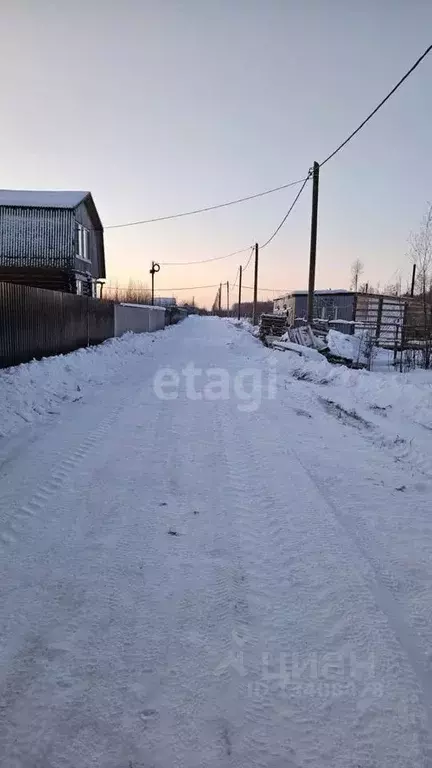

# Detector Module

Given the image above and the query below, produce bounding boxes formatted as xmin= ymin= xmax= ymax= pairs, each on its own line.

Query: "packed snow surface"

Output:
xmin=1 ymin=317 xmax=432 ymax=767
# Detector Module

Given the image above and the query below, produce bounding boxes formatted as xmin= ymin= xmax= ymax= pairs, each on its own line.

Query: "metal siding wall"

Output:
xmin=74 ymin=201 xmax=102 ymax=278
xmin=338 ymin=295 xmax=355 ymax=321
xmin=0 ymin=207 xmax=74 ymax=269
xmin=405 ymin=298 xmax=432 ymax=341
xmin=294 ymin=295 xmax=308 ymax=319
xmin=0 ymin=282 xmax=115 ymax=368
xmin=294 ymin=294 xmax=354 ymax=321
xmin=114 ymin=305 xmax=166 ymax=336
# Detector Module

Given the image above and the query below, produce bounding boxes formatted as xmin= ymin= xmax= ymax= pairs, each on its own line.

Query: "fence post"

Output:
xmin=375 ymin=296 xmax=384 ymax=343
xmin=410 ymin=263 xmax=416 ymax=297
xmin=87 ymin=296 xmax=90 ymax=347
xmin=393 ymin=322 xmax=399 ymax=368
xmin=400 ymin=302 xmax=408 ymax=373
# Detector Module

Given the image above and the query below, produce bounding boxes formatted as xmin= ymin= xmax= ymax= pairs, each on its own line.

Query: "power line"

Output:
xmin=321 ymin=43 xmax=432 ymax=166
xmin=243 ymin=285 xmax=287 ymax=292
xmin=260 ymin=173 xmax=311 ymax=250
xmin=105 ymin=177 xmax=308 ymax=230
xmin=233 ymin=243 xmax=255 ymax=289
xmin=105 ymin=42 xmax=432 ymax=293
xmin=242 ymin=246 xmax=254 ymax=273
xmin=160 ymin=246 xmax=251 ymax=266
xmin=232 ymin=266 xmax=240 ymax=290
xmin=156 ymin=284 xmax=220 ymax=291
xmin=105 ymin=283 xmax=220 ymax=292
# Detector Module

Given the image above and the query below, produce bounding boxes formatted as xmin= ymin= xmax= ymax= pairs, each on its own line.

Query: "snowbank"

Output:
xmin=275 ymin=345 xmax=432 ymax=430
xmin=0 ymin=331 xmax=165 ymax=439
xmin=327 ymin=329 xmax=394 ymax=370
xmin=327 ymin=329 xmax=363 ymax=361
xmin=271 ymin=340 xmax=325 ymax=360
xmin=227 ymin=318 xmax=260 ymax=337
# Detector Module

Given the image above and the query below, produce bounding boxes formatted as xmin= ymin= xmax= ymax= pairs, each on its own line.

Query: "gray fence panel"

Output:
xmin=0 ymin=282 xmax=114 ymax=369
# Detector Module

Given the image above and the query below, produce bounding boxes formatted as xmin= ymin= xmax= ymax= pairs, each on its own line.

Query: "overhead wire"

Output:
xmin=105 ymin=177 xmax=309 ymax=229
xmin=105 ymin=283 xmax=220 ymax=292
xmin=153 ymin=284 xmax=221 ymax=291
xmin=107 ymin=42 xmax=432 ymax=299
xmin=259 ymin=173 xmax=311 ymax=250
xmin=250 ymin=44 xmax=432 ymax=277
xmin=232 ymin=266 xmax=240 ymax=290
xmin=243 ymin=285 xmax=287 ymax=292
xmin=160 ymin=246 xmax=252 ymax=266
xmin=241 ymin=246 xmax=255 ymax=273
xmin=320 ymin=43 xmax=432 ymax=166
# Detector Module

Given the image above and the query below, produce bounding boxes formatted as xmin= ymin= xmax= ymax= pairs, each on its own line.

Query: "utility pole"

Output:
xmin=307 ymin=162 xmax=320 ymax=324
xmin=149 ymin=261 xmax=160 ymax=306
xmin=226 ymin=281 xmax=230 ymax=317
xmin=252 ymin=242 xmax=259 ymax=326
xmin=410 ymin=263 xmax=416 ymax=297
xmin=237 ymin=265 xmax=242 ymax=321
xmin=218 ymin=283 xmax=222 ymax=313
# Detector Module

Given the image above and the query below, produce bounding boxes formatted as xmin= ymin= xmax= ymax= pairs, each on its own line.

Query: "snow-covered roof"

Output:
xmin=292 ymin=289 xmax=353 ymax=296
xmin=0 ymin=190 xmax=90 ymax=209
xmin=274 ymin=289 xmax=353 ymax=300
xmin=120 ymin=303 xmax=165 ymax=311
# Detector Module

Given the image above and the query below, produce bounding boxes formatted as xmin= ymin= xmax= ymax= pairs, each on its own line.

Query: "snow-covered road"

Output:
xmin=1 ymin=317 xmax=432 ymax=767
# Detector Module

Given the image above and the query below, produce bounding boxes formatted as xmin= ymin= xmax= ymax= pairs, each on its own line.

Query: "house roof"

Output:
xmin=0 ymin=189 xmax=106 ymax=278
xmin=0 ymin=190 xmax=90 ymax=209
xmin=275 ymin=289 xmax=353 ymax=300
xmin=291 ymin=289 xmax=353 ymax=296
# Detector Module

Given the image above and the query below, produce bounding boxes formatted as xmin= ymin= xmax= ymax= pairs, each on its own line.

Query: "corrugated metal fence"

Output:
xmin=0 ymin=281 xmax=114 ymax=368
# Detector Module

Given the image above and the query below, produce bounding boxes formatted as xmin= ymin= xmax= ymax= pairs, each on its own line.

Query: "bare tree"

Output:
xmin=103 ymin=279 xmax=151 ymax=305
xmin=358 ymin=281 xmax=372 ymax=294
xmin=383 ymin=282 xmax=401 ymax=297
xmin=350 ymin=259 xmax=364 ymax=292
xmin=383 ymin=270 xmax=402 ymax=297
xmin=408 ymin=203 xmax=432 ymax=368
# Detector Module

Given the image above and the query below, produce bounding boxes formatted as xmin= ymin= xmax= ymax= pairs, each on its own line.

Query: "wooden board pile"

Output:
xmin=259 ymin=313 xmax=287 ymax=340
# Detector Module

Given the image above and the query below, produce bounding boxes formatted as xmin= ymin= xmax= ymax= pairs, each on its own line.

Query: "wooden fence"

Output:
xmin=354 ymin=293 xmax=432 ymax=348
xmin=0 ymin=281 xmax=114 ymax=368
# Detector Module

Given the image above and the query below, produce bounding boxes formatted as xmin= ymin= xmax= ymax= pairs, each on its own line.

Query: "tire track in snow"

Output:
xmin=293 ymin=448 xmax=432 ymax=762
xmin=0 ymin=402 xmax=125 ymax=549
xmin=289 ymin=370 xmax=432 ymax=482
xmin=104 ymin=394 xmax=253 ymax=767
xmin=219 ymin=412 xmax=317 ymax=767
xmin=220 ymin=402 xmax=427 ymax=768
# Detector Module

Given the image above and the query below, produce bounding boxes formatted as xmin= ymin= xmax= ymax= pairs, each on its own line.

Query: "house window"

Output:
xmin=76 ymin=279 xmax=83 ymax=295
xmin=77 ymin=224 xmax=90 ymax=262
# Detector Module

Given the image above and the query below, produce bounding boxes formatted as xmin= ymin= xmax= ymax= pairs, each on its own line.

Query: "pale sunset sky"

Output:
xmin=2 ymin=1 xmax=432 ymax=307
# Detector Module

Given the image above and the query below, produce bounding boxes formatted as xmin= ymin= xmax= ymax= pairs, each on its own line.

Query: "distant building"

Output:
xmin=274 ymin=290 xmax=423 ymax=348
xmin=152 ymin=297 xmax=177 ymax=307
xmin=0 ymin=190 xmax=105 ymax=295
xmin=274 ymin=290 xmax=355 ymax=323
